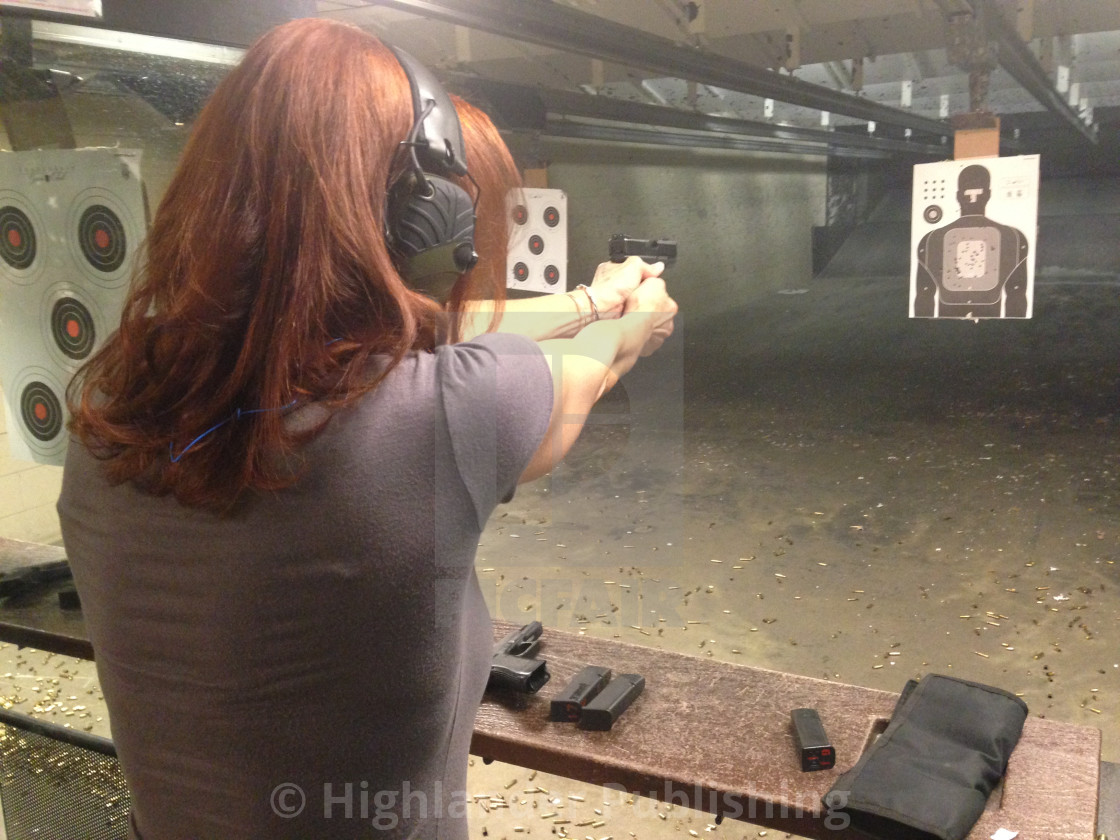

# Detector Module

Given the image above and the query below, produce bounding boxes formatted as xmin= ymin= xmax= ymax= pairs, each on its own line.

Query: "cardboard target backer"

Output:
xmin=0 ymin=148 xmax=146 ymax=464
xmin=506 ymin=188 xmax=568 ymax=294
xmin=910 ymin=155 xmax=1039 ymax=320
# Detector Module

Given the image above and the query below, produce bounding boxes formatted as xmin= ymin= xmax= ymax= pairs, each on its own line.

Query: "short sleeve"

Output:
xmin=436 ymin=332 xmax=553 ymax=528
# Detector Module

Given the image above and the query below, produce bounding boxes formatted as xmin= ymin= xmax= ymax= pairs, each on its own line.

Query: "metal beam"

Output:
xmin=543 ymin=120 xmax=888 ymax=160
xmin=969 ymin=0 xmax=1097 ymax=144
xmin=454 ymin=76 xmax=949 ymax=159
xmin=371 ymin=0 xmax=953 ymax=138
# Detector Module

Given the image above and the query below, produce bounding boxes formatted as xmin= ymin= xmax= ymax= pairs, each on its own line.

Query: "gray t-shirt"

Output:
xmin=57 ymin=332 xmax=553 ymax=840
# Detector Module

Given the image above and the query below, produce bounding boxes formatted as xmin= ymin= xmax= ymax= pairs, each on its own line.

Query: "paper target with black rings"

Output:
xmin=4 ymin=367 xmax=69 ymax=464
xmin=67 ymin=187 xmax=142 ymax=288
xmin=505 ymin=188 xmax=567 ymax=294
xmin=40 ymin=283 xmax=114 ymax=369
xmin=0 ymin=190 xmax=47 ymax=286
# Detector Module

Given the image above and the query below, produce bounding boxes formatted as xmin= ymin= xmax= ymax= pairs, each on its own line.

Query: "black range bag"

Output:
xmin=823 ymin=674 xmax=1028 ymax=840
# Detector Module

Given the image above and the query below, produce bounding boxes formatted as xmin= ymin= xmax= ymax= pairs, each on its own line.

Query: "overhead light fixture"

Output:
xmin=31 ymin=20 xmax=244 ymax=65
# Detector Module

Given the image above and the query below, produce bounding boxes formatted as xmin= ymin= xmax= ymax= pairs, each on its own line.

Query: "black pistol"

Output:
xmin=0 ymin=559 xmax=72 ymax=600
xmin=489 ymin=621 xmax=551 ymax=694
xmin=609 ymin=234 xmax=677 ymax=268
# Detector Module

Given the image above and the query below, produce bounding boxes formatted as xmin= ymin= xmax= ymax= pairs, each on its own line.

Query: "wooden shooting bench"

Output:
xmin=0 ymin=538 xmax=90 ymax=660
xmin=479 ymin=620 xmax=1105 ymax=840
xmin=0 ymin=538 xmax=1113 ymax=839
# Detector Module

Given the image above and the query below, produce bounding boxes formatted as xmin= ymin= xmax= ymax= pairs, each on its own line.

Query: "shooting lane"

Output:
xmin=1 ymin=2 xmax=1119 ymax=839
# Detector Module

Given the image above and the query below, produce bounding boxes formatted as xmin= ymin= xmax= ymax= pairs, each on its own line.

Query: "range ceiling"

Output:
xmin=316 ymin=0 xmax=1120 ymax=156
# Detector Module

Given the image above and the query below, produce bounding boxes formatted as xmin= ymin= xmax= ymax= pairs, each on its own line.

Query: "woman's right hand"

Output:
xmin=623 ymin=275 xmax=678 ymax=356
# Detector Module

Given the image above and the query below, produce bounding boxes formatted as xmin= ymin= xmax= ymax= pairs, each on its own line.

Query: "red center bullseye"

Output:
xmin=7 ymin=229 xmax=20 ymax=248
xmin=34 ymin=402 xmax=48 ymax=422
xmin=94 ymin=228 xmax=111 ymax=250
xmin=67 ymin=319 xmax=81 ymax=339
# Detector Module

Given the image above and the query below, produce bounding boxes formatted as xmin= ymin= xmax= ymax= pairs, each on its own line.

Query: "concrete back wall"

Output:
xmin=539 ymin=140 xmax=828 ymax=326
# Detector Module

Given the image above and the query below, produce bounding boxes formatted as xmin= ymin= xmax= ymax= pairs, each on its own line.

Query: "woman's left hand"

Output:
xmin=586 ymin=257 xmax=665 ymax=319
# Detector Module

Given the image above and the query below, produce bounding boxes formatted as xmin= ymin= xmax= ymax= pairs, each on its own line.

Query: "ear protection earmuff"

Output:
xmin=386 ymin=46 xmax=479 ymax=299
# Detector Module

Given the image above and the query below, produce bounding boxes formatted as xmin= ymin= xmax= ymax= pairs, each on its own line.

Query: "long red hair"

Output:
xmin=444 ymin=95 xmax=521 ymax=336
xmin=68 ymin=18 xmax=520 ymax=511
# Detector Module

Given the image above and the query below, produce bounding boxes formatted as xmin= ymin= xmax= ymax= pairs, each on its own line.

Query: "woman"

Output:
xmin=58 ymin=17 xmax=676 ymax=840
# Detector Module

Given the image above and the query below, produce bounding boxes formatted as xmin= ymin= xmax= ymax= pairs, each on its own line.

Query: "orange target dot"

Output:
xmin=94 ymin=228 xmax=111 ymax=250
xmin=7 ymin=229 xmax=20 ymax=248
xmin=34 ymin=402 xmax=48 ymax=421
xmin=67 ymin=319 xmax=81 ymax=338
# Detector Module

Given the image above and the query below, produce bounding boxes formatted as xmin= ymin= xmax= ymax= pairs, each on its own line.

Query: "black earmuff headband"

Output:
xmin=385 ymin=45 xmax=479 ymax=298
xmin=389 ymin=45 xmax=468 ymax=179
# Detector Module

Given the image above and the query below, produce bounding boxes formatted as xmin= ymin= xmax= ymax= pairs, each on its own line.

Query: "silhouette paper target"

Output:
xmin=910 ymin=155 xmax=1038 ymax=320
xmin=506 ymin=189 xmax=567 ymax=295
xmin=0 ymin=191 xmax=46 ymax=285
xmin=67 ymin=187 xmax=142 ymax=288
xmin=4 ymin=368 xmax=69 ymax=462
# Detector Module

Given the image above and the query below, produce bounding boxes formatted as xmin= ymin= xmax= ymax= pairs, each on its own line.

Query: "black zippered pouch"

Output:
xmin=823 ymin=674 xmax=1028 ymax=840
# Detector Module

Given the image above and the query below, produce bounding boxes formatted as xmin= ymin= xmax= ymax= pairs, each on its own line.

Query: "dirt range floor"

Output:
xmin=467 ymin=273 xmax=1120 ymax=839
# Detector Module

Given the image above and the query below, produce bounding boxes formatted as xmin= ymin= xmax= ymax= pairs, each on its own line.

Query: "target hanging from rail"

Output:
xmin=0 ymin=148 xmax=148 ymax=465
xmin=505 ymin=188 xmax=568 ymax=295
xmin=910 ymin=155 xmax=1039 ymax=320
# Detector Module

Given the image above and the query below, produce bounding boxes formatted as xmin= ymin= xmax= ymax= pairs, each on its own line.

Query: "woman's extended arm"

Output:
xmin=457 ymin=257 xmax=662 ymax=342
xmin=518 ymin=266 xmax=677 ymax=483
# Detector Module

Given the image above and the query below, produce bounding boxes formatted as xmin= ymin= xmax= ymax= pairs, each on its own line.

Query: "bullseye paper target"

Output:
xmin=78 ymin=203 xmax=128 ymax=272
xmin=40 ymin=283 xmax=105 ymax=368
xmin=3 ymin=367 xmax=69 ymax=462
xmin=0 ymin=190 xmax=46 ymax=285
xmin=506 ymin=188 xmax=567 ymax=295
xmin=1 ymin=206 xmax=36 ymax=269
xmin=0 ymin=148 xmax=146 ymax=464
xmin=67 ymin=187 xmax=142 ymax=288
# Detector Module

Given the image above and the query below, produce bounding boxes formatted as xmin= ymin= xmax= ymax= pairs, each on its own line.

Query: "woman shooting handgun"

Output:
xmin=58 ymin=17 xmax=676 ymax=840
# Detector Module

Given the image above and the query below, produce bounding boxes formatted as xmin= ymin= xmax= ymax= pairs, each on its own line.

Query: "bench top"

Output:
xmin=0 ymin=539 xmax=1103 ymax=838
xmin=479 ymin=619 xmax=1101 ymax=840
xmin=0 ymin=538 xmax=91 ymax=660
